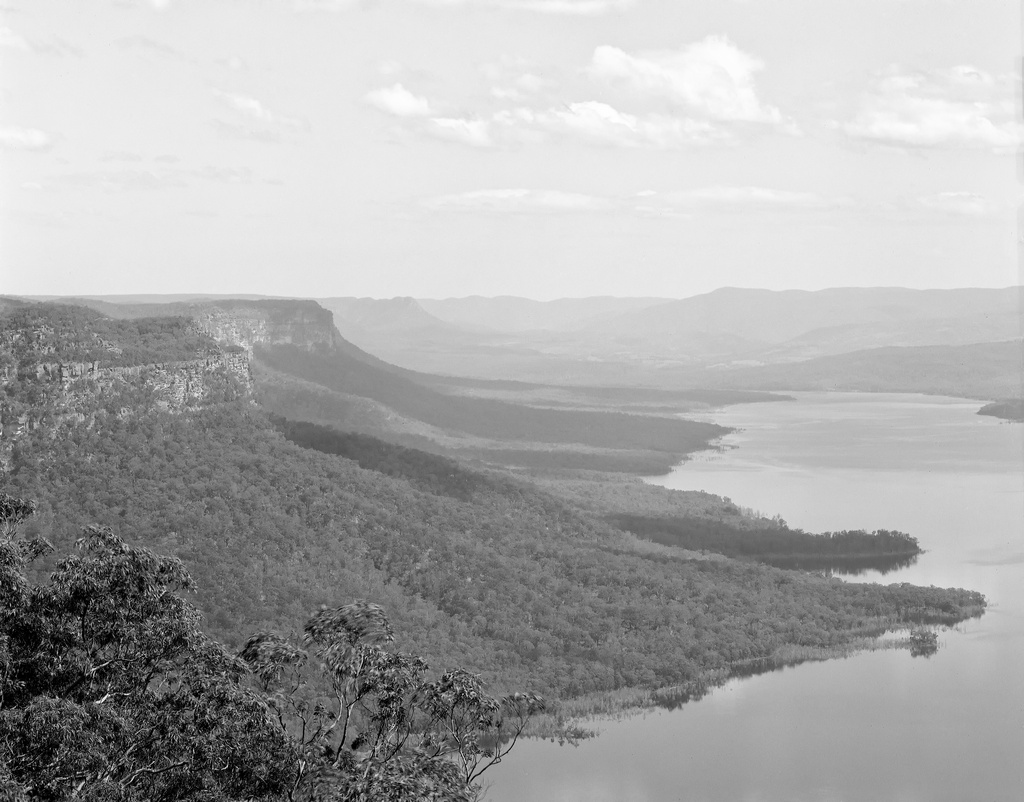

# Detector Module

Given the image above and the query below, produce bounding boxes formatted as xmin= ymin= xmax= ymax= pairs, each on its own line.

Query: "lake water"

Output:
xmin=488 ymin=392 xmax=1024 ymax=802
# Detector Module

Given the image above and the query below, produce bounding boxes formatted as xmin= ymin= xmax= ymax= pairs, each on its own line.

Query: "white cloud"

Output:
xmin=55 ymin=169 xmax=189 ymax=192
xmin=915 ymin=192 xmax=997 ymax=217
xmin=365 ymin=84 xmax=433 ymax=117
xmin=421 ymin=185 xmax=836 ymax=215
xmin=100 ymin=150 xmax=144 ymax=163
xmin=217 ymin=55 xmax=247 ymax=71
xmin=425 ymin=188 xmax=611 ymax=212
xmin=1 ymin=26 xmax=83 ymax=57
xmin=413 ymin=0 xmax=633 ymax=13
xmin=212 ymin=90 xmax=306 ymax=141
xmin=532 ymin=101 xmax=729 ymax=147
xmin=630 ymin=186 xmax=833 ymax=217
xmin=210 ymin=119 xmax=283 ymax=143
xmin=378 ymin=60 xmax=405 ymax=77
xmin=46 ymin=164 xmax=256 ymax=192
xmin=427 ymin=117 xmax=493 ymax=147
xmin=361 ymin=37 xmax=798 ymax=150
xmin=0 ymin=25 xmax=30 ymax=50
xmin=115 ymin=34 xmax=182 ymax=59
xmin=589 ymin=36 xmax=791 ymax=128
xmin=490 ymin=73 xmax=547 ymax=101
xmin=663 ymin=186 xmax=826 ymax=206
xmin=296 ymin=0 xmax=631 ymax=10
xmin=843 ymin=65 xmax=1023 ymax=153
xmin=292 ymin=0 xmax=358 ymax=10
xmin=0 ymin=126 xmax=54 ymax=151
xmin=403 ymin=101 xmax=735 ymax=149
xmin=215 ymin=90 xmax=276 ymax=122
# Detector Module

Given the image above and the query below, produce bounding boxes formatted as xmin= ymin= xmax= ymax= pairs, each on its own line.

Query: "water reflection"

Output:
xmin=490 ymin=392 xmax=1024 ymax=802
xmin=759 ymin=552 xmax=920 ymax=575
xmin=651 ymin=659 xmax=802 ymax=711
xmin=909 ymin=629 xmax=939 ymax=658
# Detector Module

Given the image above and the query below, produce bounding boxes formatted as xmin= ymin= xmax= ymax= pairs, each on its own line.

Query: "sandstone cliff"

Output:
xmin=0 ymin=298 xmax=341 ymax=462
xmin=191 ymin=300 xmax=338 ymax=353
xmin=0 ymin=300 xmax=341 ymax=471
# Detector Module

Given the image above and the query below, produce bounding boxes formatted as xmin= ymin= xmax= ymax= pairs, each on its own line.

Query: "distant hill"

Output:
xmin=255 ymin=342 xmax=726 ymax=472
xmin=320 ymin=296 xmax=463 ymax=336
xmin=596 ymin=286 xmax=1022 ymax=342
xmin=592 ymin=286 xmax=1022 ymax=361
xmin=701 ymin=339 xmax=1024 ymax=399
xmin=978 ymin=399 xmax=1024 ymax=422
xmin=323 ymin=288 xmax=1023 ymax=386
xmin=33 ymin=289 xmax=1023 ymax=405
xmin=317 ymin=296 xmax=517 ymax=366
xmin=418 ymin=295 xmax=672 ymax=332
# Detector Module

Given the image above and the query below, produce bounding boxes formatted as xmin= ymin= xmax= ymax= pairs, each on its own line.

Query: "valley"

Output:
xmin=1 ymin=292 xmax=1014 ymax=800
xmin=1 ymin=297 xmax=993 ymax=681
xmin=7 ymin=3 xmax=1019 ymax=798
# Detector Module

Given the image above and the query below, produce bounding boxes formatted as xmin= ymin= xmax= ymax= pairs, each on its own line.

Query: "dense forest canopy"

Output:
xmin=0 ymin=305 xmax=219 ymax=370
xmin=2 ymin=379 xmax=985 ymax=701
xmin=256 ymin=343 xmax=725 ymax=455
xmin=0 ymin=498 xmax=542 ymax=801
xmin=609 ymin=514 xmax=921 ymax=561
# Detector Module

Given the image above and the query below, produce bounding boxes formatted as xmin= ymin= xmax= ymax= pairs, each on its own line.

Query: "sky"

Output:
xmin=0 ymin=0 xmax=1021 ymax=300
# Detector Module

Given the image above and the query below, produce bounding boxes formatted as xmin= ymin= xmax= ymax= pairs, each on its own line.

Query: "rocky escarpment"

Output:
xmin=0 ymin=299 xmax=341 ymax=459
xmin=0 ymin=351 xmax=254 ymax=469
xmin=0 ymin=303 xmax=265 ymax=472
xmin=28 ymin=349 xmax=253 ymax=404
xmin=190 ymin=300 xmax=339 ymax=353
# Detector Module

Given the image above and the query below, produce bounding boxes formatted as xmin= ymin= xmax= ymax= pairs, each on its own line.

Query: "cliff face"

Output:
xmin=0 ymin=352 xmax=254 ymax=468
xmin=0 ymin=299 xmax=340 ymax=462
xmin=191 ymin=300 xmax=339 ymax=353
xmin=29 ymin=350 xmax=254 ymax=405
xmin=0 ymin=302 xmax=303 ymax=472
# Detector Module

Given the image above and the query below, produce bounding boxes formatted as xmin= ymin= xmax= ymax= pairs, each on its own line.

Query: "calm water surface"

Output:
xmin=489 ymin=392 xmax=1024 ymax=802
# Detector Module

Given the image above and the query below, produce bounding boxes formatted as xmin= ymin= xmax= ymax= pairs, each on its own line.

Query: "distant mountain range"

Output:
xmin=588 ymin=286 xmax=1022 ymax=360
xmin=14 ymin=286 xmax=1022 ymax=404
xmin=700 ymin=340 xmax=1024 ymax=399
xmin=309 ymin=288 xmax=1022 ymax=397
xmin=417 ymin=295 xmax=670 ymax=332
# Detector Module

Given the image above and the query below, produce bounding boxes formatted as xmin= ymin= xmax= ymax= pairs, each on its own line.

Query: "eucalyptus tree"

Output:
xmin=0 ymin=494 xmax=543 ymax=801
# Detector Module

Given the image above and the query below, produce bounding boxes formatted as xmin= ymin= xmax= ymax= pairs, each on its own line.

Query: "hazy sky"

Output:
xmin=1 ymin=0 xmax=1020 ymax=299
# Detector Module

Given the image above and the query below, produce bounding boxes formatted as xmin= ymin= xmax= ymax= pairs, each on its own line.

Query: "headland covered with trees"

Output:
xmin=0 ymin=301 xmax=989 ymax=800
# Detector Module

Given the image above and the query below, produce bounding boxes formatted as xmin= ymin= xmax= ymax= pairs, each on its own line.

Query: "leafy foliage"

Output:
xmin=1 ymin=304 xmax=219 ymax=369
xmin=241 ymin=600 xmax=544 ymax=801
xmin=271 ymin=416 xmax=495 ymax=502
xmin=0 ymin=501 xmax=543 ymax=802
xmin=0 ymin=514 xmax=294 ymax=801
xmin=609 ymin=514 xmax=921 ymax=561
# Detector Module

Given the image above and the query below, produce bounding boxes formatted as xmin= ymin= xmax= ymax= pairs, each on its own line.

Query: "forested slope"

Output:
xmin=257 ymin=343 xmax=722 ymax=451
xmin=3 ymin=400 xmax=983 ymax=701
xmin=0 ymin=304 xmax=988 ymax=707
